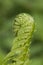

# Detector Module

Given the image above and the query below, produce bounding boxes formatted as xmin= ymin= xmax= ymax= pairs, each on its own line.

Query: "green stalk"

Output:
xmin=2 ymin=13 xmax=35 ymax=65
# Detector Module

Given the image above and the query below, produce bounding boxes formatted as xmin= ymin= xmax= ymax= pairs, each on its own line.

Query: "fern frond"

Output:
xmin=2 ymin=13 xmax=35 ymax=65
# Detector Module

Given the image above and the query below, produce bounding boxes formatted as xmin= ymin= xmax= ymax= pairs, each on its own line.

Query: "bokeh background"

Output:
xmin=0 ymin=0 xmax=43 ymax=65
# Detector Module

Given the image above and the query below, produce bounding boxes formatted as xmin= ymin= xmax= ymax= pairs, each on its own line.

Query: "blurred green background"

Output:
xmin=0 ymin=0 xmax=43 ymax=65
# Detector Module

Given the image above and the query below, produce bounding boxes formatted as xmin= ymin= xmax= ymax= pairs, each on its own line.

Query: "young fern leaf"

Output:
xmin=2 ymin=13 xmax=35 ymax=65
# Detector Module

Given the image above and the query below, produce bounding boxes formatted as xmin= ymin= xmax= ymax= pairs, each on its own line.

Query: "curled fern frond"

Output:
xmin=2 ymin=13 xmax=35 ymax=65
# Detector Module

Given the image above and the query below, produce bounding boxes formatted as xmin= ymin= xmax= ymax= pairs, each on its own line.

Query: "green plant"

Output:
xmin=2 ymin=13 xmax=35 ymax=65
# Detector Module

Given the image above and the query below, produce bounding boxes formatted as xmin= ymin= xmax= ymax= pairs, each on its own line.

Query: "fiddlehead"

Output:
xmin=2 ymin=13 xmax=35 ymax=65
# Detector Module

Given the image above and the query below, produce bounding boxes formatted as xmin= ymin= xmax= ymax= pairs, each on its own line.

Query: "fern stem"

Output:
xmin=2 ymin=13 xmax=35 ymax=65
